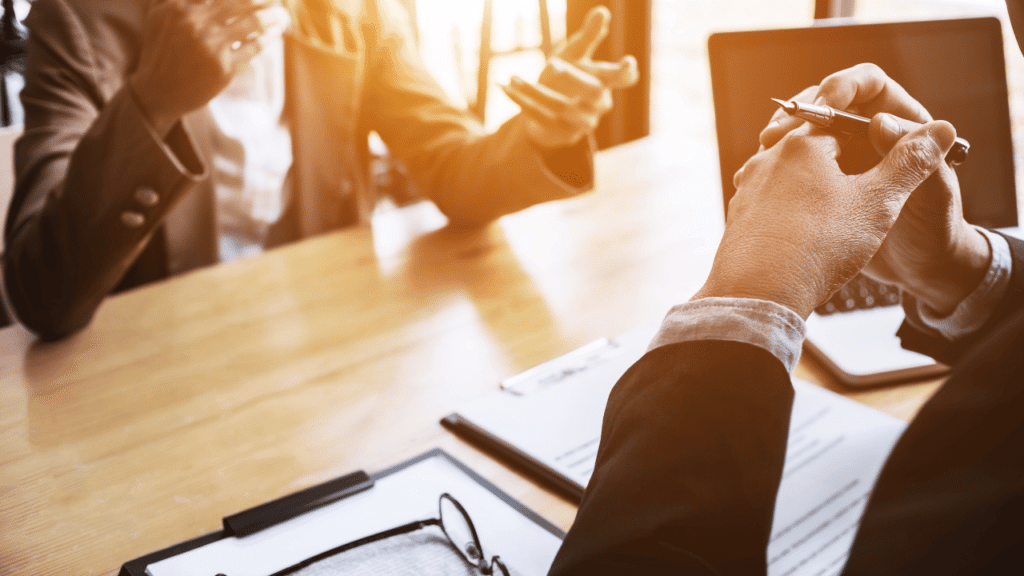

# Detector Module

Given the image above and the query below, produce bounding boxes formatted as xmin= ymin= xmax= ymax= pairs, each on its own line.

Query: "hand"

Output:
xmin=759 ymin=64 xmax=991 ymax=315
xmin=128 ymin=0 xmax=290 ymax=137
xmin=500 ymin=6 xmax=639 ymax=150
xmin=694 ymin=118 xmax=958 ymax=319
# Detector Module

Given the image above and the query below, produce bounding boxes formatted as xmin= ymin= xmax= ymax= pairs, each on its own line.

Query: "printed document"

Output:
xmin=450 ymin=323 xmax=908 ymax=576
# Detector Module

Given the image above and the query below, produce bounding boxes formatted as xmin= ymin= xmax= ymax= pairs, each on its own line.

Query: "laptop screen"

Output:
xmin=709 ymin=17 xmax=1018 ymax=229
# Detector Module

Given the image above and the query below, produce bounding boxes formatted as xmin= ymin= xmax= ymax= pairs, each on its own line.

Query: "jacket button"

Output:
xmin=121 ymin=211 xmax=146 ymax=228
xmin=135 ymin=187 xmax=160 ymax=207
xmin=340 ymin=177 xmax=354 ymax=195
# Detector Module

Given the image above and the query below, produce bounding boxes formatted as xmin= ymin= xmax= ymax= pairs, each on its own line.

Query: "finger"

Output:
xmin=576 ymin=56 xmax=639 ymax=89
xmin=501 ymin=83 xmax=560 ymax=123
xmin=220 ymin=4 xmax=288 ymax=45
xmin=509 ymin=76 xmax=578 ymax=114
xmin=558 ymin=5 xmax=611 ymax=61
xmin=759 ymin=85 xmax=818 ymax=149
xmin=212 ymin=0 xmax=279 ymax=22
xmin=858 ymin=120 xmax=956 ymax=205
xmin=742 ymin=124 xmax=842 ymax=187
xmin=815 ymin=63 xmax=931 ymax=123
xmin=543 ymin=58 xmax=604 ymax=100
xmin=868 ymin=113 xmax=921 ymax=157
xmin=503 ymin=84 xmax=596 ymax=136
xmin=223 ymin=34 xmax=264 ymax=74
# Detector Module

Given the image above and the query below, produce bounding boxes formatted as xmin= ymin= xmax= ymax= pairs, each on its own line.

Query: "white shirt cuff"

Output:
xmin=902 ymin=227 xmax=1013 ymax=341
xmin=648 ymin=297 xmax=807 ymax=372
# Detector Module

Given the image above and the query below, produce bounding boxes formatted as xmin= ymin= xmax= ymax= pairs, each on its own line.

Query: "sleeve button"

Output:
xmin=120 ymin=211 xmax=146 ymax=228
xmin=135 ymin=187 xmax=160 ymax=207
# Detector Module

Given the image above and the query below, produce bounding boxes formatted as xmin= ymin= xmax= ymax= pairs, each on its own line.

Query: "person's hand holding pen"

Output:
xmin=757 ymin=64 xmax=992 ymax=316
xmin=500 ymin=6 xmax=639 ymax=150
xmin=129 ymin=0 xmax=291 ymax=138
xmin=693 ymin=76 xmax=958 ymax=318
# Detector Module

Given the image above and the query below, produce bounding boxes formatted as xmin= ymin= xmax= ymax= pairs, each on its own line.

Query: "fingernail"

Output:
xmin=879 ymin=114 xmax=901 ymax=140
xmin=927 ymin=122 xmax=956 ymax=151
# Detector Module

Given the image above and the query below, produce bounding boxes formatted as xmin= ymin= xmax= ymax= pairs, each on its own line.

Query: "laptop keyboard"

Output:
xmin=815 ymin=274 xmax=901 ymax=316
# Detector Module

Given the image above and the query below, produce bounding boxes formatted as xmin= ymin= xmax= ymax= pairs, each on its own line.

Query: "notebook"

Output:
xmin=708 ymin=16 xmax=1019 ymax=387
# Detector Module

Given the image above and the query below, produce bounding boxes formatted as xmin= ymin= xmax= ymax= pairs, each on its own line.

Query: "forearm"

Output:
xmin=550 ymin=339 xmax=794 ymax=575
xmin=5 ymin=88 xmax=205 ymax=339
xmin=383 ymin=113 xmax=594 ymax=226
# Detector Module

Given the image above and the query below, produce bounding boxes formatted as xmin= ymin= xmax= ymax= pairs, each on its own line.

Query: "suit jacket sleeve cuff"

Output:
xmin=535 ymin=133 xmax=595 ymax=191
xmin=505 ymin=114 xmax=595 ymax=197
xmin=123 ymin=86 xmax=206 ymax=179
xmin=901 ymin=226 xmax=1012 ymax=341
xmin=3 ymin=87 xmax=207 ymax=339
xmin=648 ymin=297 xmax=807 ymax=372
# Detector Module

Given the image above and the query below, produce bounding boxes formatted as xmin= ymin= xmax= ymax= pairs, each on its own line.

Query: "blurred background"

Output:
xmin=2 ymin=0 xmax=1019 ymax=150
xmin=1 ymin=0 xmax=1021 ymax=187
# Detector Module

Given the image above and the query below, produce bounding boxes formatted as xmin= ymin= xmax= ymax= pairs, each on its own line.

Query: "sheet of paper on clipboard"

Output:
xmin=143 ymin=452 xmax=563 ymax=576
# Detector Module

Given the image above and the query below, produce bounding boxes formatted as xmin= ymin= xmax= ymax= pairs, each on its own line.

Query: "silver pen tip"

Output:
xmin=771 ymin=97 xmax=797 ymax=114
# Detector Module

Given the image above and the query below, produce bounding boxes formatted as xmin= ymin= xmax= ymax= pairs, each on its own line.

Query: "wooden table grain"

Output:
xmin=0 ymin=136 xmax=942 ymax=576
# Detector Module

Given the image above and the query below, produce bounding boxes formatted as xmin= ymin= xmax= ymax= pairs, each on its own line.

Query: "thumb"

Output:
xmin=558 ymin=6 xmax=611 ymax=61
xmin=867 ymin=112 xmax=920 ymax=156
xmin=860 ymin=120 xmax=956 ymax=202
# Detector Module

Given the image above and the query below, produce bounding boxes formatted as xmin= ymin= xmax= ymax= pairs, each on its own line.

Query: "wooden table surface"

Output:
xmin=0 ymin=136 xmax=942 ymax=576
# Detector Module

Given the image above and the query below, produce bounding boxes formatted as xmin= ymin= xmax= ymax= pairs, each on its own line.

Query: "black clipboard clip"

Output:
xmin=223 ymin=470 xmax=375 ymax=537
xmin=119 ymin=449 xmax=564 ymax=576
xmin=117 ymin=470 xmax=374 ymax=576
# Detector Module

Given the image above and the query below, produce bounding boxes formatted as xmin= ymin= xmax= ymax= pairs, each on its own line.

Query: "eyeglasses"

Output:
xmin=269 ymin=493 xmax=510 ymax=576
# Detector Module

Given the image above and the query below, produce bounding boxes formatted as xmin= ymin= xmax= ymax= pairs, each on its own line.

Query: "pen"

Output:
xmin=771 ymin=98 xmax=970 ymax=166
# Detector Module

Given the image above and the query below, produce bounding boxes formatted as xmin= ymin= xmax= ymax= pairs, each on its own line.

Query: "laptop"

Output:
xmin=708 ymin=17 xmax=1020 ymax=387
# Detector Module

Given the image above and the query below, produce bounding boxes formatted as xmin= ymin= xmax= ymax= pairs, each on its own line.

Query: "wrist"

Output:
xmin=127 ymin=75 xmax=179 ymax=139
xmin=901 ymin=225 xmax=991 ymax=315
xmin=693 ymin=268 xmax=819 ymax=320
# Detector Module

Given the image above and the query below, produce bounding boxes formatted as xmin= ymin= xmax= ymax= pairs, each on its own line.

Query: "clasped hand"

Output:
xmin=501 ymin=6 xmax=640 ymax=150
xmin=695 ymin=63 xmax=966 ymax=319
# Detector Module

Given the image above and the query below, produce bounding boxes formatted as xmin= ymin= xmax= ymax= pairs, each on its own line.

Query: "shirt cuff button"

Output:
xmin=121 ymin=211 xmax=146 ymax=228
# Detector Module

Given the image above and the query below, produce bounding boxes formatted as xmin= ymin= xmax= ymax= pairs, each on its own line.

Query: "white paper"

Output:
xmin=147 ymin=455 xmax=563 ymax=576
xmin=460 ymin=323 xmax=663 ymax=487
xmin=454 ymin=325 xmax=907 ymax=576
xmin=768 ymin=381 xmax=905 ymax=576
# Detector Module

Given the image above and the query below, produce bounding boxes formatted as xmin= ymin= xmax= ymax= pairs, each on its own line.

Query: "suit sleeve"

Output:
xmin=2 ymin=0 xmax=206 ymax=340
xmin=549 ymin=340 xmax=795 ymax=576
xmin=361 ymin=0 xmax=594 ymax=225
xmin=897 ymin=233 xmax=1024 ymax=366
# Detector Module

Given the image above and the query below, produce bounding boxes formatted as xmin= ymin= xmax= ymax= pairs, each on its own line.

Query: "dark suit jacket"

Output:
xmin=550 ymin=234 xmax=1024 ymax=575
xmin=3 ymin=0 xmax=592 ymax=340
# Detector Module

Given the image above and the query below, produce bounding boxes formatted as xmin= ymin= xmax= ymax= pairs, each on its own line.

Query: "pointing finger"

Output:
xmin=558 ymin=5 xmax=611 ymax=61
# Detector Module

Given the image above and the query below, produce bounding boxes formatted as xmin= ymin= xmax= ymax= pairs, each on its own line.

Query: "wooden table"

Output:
xmin=0 ymin=136 xmax=942 ymax=576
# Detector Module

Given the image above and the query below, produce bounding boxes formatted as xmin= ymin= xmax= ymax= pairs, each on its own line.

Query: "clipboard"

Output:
xmin=119 ymin=449 xmax=564 ymax=576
